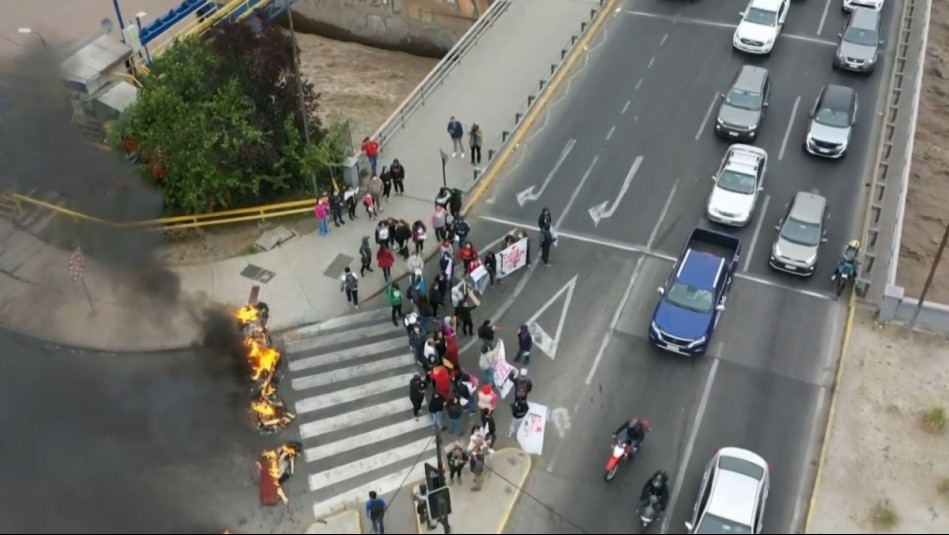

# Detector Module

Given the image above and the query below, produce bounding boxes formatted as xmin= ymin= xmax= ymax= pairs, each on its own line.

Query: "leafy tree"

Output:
xmin=117 ymin=21 xmax=330 ymax=214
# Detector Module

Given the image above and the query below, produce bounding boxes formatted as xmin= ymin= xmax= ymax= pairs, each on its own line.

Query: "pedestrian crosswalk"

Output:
xmin=280 ymin=307 xmax=439 ymax=520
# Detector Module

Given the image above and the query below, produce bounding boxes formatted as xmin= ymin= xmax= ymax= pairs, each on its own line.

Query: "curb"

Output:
xmin=461 ymin=0 xmax=623 ymax=216
xmin=305 ymin=508 xmax=362 ymax=534
xmin=802 ymin=294 xmax=857 ymax=532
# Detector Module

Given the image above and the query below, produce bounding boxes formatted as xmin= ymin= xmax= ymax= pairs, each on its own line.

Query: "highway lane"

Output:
xmin=470 ymin=0 xmax=900 ymax=532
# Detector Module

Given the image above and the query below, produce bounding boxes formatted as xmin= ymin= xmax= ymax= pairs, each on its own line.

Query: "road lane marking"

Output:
xmin=738 ymin=273 xmax=835 ymax=300
xmin=663 ymin=357 xmax=720 ymax=534
xmin=817 ymin=0 xmax=833 ymax=35
xmin=696 ymin=92 xmax=719 ymax=141
xmin=606 ymin=125 xmax=616 ymax=141
xmin=561 ymin=156 xmax=601 ymax=226
xmin=635 ymin=77 xmax=644 ymax=91
xmin=585 ymin=255 xmax=645 ymax=385
xmin=515 ymin=138 xmax=577 ymax=206
xmin=791 ymin=385 xmax=828 ymax=531
xmin=660 ymin=32 xmax=669 ymax=46
xmin=779 ymin=95 xmax=801 ymax=161
xmin=622 ymin=10 xmax=837 ymax=47
xmin=622 ymin=99 xmax=631 ymax=114
xmin=648 ymin=55 xmax=656 ymax=69
xmin=742 ymin=194 xmax=771 ymax=272
xmin=648 ymin=179 xmax=678 ymax=249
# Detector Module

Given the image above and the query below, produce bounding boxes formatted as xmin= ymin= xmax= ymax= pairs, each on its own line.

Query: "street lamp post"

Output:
xmin=17 ymin=27 xmax=50 ymax=53
xmin=134 ymin=12 xmax=153 ymax=64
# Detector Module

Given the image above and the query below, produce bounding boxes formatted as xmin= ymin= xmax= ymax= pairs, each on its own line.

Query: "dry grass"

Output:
xmin=871 ymin=499 xmax=898 ymax=529
xmin=923 ymin=405 xmax=947 ymax=433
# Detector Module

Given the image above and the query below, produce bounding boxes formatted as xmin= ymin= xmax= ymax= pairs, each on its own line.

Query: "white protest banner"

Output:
xmin=491 ymin=340 xmax=516 ymax=399
xmin=496 ymin=238 xmax=528 ymax=279
xmin=516 ymin=402 xmax=549 ymax=455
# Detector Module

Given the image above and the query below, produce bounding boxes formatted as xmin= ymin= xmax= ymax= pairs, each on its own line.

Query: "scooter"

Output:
xmin=639 ymin=494 xmax=661 ymax=531
xmin=604 ymin=439 xmax=637 ymax=481
xmin=831 ymin=260 xmax=857 ymax=297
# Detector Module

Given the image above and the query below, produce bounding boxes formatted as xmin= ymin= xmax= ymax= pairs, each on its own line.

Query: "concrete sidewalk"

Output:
xmin=305 ymin=449 xmax=532 ymax=534
xmin=0 ymin=0 xmax=603 ymax=352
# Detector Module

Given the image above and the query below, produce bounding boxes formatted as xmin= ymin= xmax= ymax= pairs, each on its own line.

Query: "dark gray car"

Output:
xmin=770 ymin=192 xmax=829 ymax=276
xmin=835 ymin=8 xmax=883 ymax=73
xmin=715 ymin=65 xmax=770 ymax=141
xmin=804 ymin=84 xmax=858 ymax=159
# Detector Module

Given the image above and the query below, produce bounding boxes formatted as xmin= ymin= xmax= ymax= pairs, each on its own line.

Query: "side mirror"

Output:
xmin=738 ymin=11 xmax=745 ymax=18
xmin=758 ymin=186 xmax=765 ymax=191
xmin=716 ymin=304 xmax=726 ymax=311
xmin=880 ymin=40 xmax=886 ymax=45
xmin=808 ymin=110 xmax=815 ymax=118
xmin=719 ymin=93 xmax=726 ymax=99
xmin=712 ymin=175 xmax=717 ymax=182
xmin=657 ymin=287 xmax=665 ymax=295
xmin=685 ymin=522 xmax=694 ymax=532
xmin=763 ymin=101 xmax=769 ymax=108
xmin=837 ymin=32 xmax=843 ymax=38
xmin=821 ymin=237 xmax=829 ymax=243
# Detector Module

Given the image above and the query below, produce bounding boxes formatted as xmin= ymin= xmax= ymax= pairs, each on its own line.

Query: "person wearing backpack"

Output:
xmin=508 ymin=396 xmax=530 ymax=438
xmin=514 ymin=324 xmax=533 ymax=364
xmin=512 ymin=368 xmax=533 ymax=402
xmin=387 ymin=282 xmax=404 ymax=326
xmin=340 ymin=267 xmax=359 ymax=309
xmin=359 ymin=237 xmax=374 ymax=277
xmin=365 ymin=490 xmax=387 ymax=534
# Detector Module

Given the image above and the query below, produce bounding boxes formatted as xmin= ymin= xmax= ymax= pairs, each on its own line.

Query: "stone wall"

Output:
xmin=291 ymin=0 xmax=493 ymax=58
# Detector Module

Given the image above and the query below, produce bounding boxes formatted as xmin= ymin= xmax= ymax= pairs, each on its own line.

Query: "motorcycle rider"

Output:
xmin=639 ymin=470 xmax=671 ymax=513
xmin=613 ymin=417 xmax=650 ymax=453
xmin=832 ymin=240 xmax=861 ymax=281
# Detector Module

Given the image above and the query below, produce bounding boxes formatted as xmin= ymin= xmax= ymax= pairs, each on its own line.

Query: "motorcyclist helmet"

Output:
xmin=652 ymin=474 xmax=664 ymax=488
xmin=848 ymin=239 xmax=861 ymax=249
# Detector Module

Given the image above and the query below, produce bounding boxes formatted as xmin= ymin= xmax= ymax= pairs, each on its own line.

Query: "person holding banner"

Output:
xmin=508 ymin=397 xmax=530 ymax=438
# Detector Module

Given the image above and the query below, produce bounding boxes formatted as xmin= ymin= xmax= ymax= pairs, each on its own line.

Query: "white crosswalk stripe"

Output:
xmin=280 ymin=306 xmax=445 ymax=521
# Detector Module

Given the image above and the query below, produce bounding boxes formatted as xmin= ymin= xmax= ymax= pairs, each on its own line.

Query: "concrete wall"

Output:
xmin=291 ymin=0 xmax=493 ymax=58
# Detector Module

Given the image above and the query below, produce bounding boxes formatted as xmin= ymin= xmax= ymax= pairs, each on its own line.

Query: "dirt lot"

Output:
xmin=155 ymin=33 xmax=438 ymax=264
xmin=897 ymin=0 xmax=949 ymax=302
xmin=809 ymin=310 xmax=949 ymax=534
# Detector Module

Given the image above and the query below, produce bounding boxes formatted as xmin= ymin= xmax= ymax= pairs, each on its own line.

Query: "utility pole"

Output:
xmin=286 ymin=1 xmax=318 ymax=196
xmin=906 ymin=221 xmax=949 ymax=333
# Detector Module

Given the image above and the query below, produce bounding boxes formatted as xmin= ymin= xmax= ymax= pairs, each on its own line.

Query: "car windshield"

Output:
xmin=843 ymin=27 xmax=878 ymax=46
xmin=696 ymin=513 xmax=753 ymax=534
xmin=725 ymin=88 xmax=763 ymax=111
xmin=814 ymin=106 xmax=851 ymax=128
xmin=666 ymin=282 xmax=714 ymax=314
xmin=744 ymin=7 xmax=777 ymax=26
xmin=718 ymin=169 xmax=757 ymax=194
xmin=781 ymin=217 xmax=821 ymax=246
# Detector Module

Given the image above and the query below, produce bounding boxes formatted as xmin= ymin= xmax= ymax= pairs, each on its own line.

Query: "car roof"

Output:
xmin=849 ymin=7 xmax=880 ymax=28
xmin=821 ymin=85 xmax=856 ymax=110
xmin=734 ymin=65 xmax=768 ymax=91
xmin=707 ymin=448 xmax=769 ymax=526
xmin=789 ymin=191 xmax=826 ymax=223
xmin=677 ymin=250 xmax=724 ymax=290
xmin=725 ymin=145 xmax=766 ymax=175
xmin=748 ymin=0 xmax=783 ymax=12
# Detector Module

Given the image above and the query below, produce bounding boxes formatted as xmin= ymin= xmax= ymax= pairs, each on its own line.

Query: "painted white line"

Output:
xmin=282 ymin=307 xmax=389 ymax=339
xmin=736 ymin=273 xmax=835 ymax=301
xmin=660 ymin=32 xmax=669 ymax=46
xmin=288 ymin=337 xmax=406 ymax=372
xmin=299 ymin=397 xmax=412 ymax=439
xmin=622 ymin=100 xmax=631 ymax=114
xmin=696 ymin=92 xmax=719 ymax=141
xmin=622 ymin=10 xmax=837 ymax=46
xmin=647 ymin=55 xmax=656 ymax=69
xmin=585 ymin=256 xmax=645 ymax=385
xmin=312 ymin=461 xmax=433 ymax=520
xmin=304 ymin=417 xmax=431 ymax=463
xmin=742 ymin=194 xmax=771 ymax=273
xmin=817 ymin=0 xmax=832 ymax=36
xmin=286 ymin=322 xmax=400 ymax=353
xmin=605 ymin=125 xmax=616 ymax=141
xmin=648 ymin=180 xmax=678 ymax=249
xmin=779 ymin=96 xmax=801 ymax=161
xmin=561 ymin=156 xmax=601 ymax=227
xmin=634 ymin=77 xmax=644 ymax=91
xmin=791 ymin=386 xmax=828 ymax=531
xmin=663 ymin=357 xmax=720 ymax=534
xmin=292 ymin=353 xmax=415 ymax=391
xmin=296 ymin=373 xmax=412 ymax=414
xmin=308 ymin=437 xmax=435 ymax=492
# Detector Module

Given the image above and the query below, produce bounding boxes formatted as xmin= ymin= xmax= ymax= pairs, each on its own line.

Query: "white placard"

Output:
xmin=491 ymin=340 xmax=515 ymax=399
xmin=495 ymin=238 xmax=528 ymax=279
xmin=516 ymin=402 xmax=549 ymax=455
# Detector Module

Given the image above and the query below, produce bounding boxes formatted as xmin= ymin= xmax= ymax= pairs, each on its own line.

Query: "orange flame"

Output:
xmin=251 ymin=398 xmax=277 ymax=417
xmin=235 ymin=305 xmax=259 ymax=323
xmin=245 ymin=338 xmax=280 ymax=382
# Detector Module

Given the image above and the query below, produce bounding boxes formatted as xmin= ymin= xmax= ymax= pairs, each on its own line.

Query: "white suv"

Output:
xmin=685 ymin=448 xmax=771 ymax=534
xmin=733 ymin=0 xmax=789 ymax=55
xmin=707 ymin=144 xmax=768 ymax=227
xmin=843 ymin=0 xmax=883 ymax=12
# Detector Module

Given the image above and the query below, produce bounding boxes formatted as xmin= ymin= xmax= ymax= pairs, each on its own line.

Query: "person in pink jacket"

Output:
xmin=315 ymin=198 xmax=330 ymax=236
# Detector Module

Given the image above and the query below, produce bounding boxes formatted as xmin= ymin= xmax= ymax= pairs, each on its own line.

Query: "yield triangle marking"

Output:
xmin=525 ymin=275 xmax=577 ymax=360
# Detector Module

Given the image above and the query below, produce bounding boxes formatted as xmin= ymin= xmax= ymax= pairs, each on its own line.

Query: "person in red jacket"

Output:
xmin=429 ymin=365 xmax=452 ymax=400
xmin=444 ymin=333 xmax=460 ymax=370
xmin=377 ymin=245 xmax=395 ymax=283
xmin=460 ymin=242 xmax=479 ymax=273
xmin=362 ymin=136 xmax=380 ymax=175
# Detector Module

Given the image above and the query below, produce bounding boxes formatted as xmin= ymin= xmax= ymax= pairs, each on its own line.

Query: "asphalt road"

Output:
xmin=467 ymin=0 xmax=901 ymax=532
xmin=0 ymin=327 xmax=311 ymax=534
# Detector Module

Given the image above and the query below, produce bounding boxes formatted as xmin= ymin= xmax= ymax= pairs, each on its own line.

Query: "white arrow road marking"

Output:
xmin=550 ymin=407 xmax=572 ymax=439
xmin=588 ymin=155 xmax=644 ymax=227
xmin=524 ymin=275 xmax=578 ymax=360
xmin=516 ymin=138 xmax=577 ymax=207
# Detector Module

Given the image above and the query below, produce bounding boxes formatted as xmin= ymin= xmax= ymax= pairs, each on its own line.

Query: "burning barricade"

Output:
xmin=257 ymin=442 xmax=302 ymax=506
xmin=235 ymin=303 xmax=295 ymax=435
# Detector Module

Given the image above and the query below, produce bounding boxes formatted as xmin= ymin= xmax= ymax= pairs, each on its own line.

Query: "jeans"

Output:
xmin=420 ymin=315 xmax=434 ymax=335
xmin=371 ymin=517 xmax=385 ymax=534
xmin=448 ymin=415 xmax=463 ymax=435
xmin=414 ymin=239 xmax=424 ymax=254
xmin=346 ymin=288 xmax=359 ymax=306
xmin=332 ymin=206 xmax=344 ymax=224
xmin=391 ymin=304 xmax=403 ymax=324
xmin=382 ymin=267 xmax=391 ymax=282
xmin=514 ymin=349 xmax=530 ymax=364
xmin=319 ymin=217 xmax=329 ymax=236
xmin=394 ymin=179 xmax=404 ymax=195
xmin=368 ymin=155 xmax=378 ymax=175
xmin=508 ymin=415 xmax=524 ymax=437
xmin=471 ymin=145 xmax=481 ymax=164
xmin=483 ymin=365 xmax=495 ymax=387
xmin=431 ymin=410 xmax=443 ymax=429
xmin=451 ymin=137 xmax=464 ymax=154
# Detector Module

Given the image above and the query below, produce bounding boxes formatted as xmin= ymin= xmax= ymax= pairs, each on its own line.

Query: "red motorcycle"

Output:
xmin=604 ymin=438 xmax=638 ymax=481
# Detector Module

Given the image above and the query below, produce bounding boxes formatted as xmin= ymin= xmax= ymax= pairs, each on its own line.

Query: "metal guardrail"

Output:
xmin=358 ymin=0 xmax=513 ymax=171
xmin=855 ymin=0 xmax=929 ymax=305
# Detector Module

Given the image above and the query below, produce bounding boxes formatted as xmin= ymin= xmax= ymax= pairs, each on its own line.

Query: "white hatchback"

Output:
xmin=685 ymin=447 xmax=771 ymax=534
xmin=733 ymin=0 xmax=789 ymax=54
